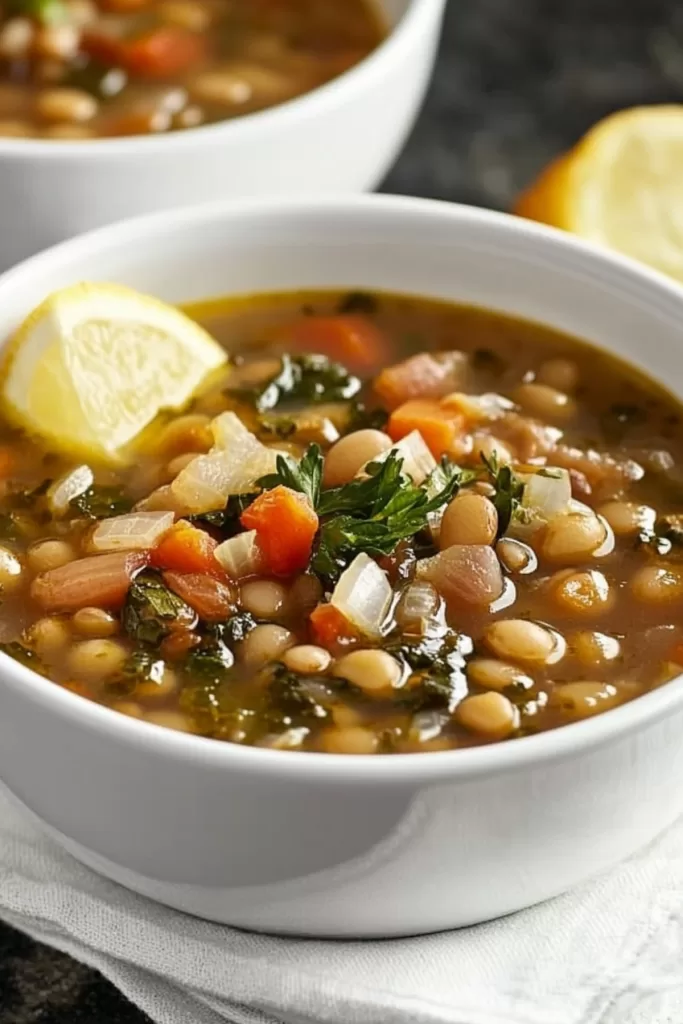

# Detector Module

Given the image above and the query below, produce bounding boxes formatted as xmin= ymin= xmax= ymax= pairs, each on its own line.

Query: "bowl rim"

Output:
xmin=2 ymin=192 xmax=683 ymax=785
xmin=0 ymin=0 xmax=442 ymax=159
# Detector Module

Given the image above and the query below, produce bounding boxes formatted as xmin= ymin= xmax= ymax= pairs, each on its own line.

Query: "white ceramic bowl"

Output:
xmin=1 ymin=195 xmax=683 ymax=938
xmin=0 ymin=0 xmax=445 ymax=271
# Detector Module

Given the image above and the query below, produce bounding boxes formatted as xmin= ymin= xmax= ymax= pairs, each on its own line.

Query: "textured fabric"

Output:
xmin=1 ymin=787 xmax=683 ymax=1024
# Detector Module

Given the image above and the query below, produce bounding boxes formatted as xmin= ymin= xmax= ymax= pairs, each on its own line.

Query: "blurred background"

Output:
xmin=1 ymin=0 xmax=682 ymax=1019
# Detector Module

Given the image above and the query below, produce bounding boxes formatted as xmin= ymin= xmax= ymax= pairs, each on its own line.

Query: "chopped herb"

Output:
xmin=188 ymin=492 xmax=258 ymax=535
xmin=7 ymin=0 xmax=65 ymax=23
xmin=337 ymin=291 xmax=378 ymax=315
xmin=386 ymin=634 xmax=468 ymax=713
xmin=123 ymin=572 xmax=193 ymax=645
xmin=257 ymin=414 xmax=298 ymax=440
xmin=182 ymin=616 xmax=255 ymax=684
xmin=0 ymin=513 xmax=21 ymax=542
xmin=480 ymin=452 xmax=525 ymax=538
xmin=265 ymin=665 xmax=331 ymax=728
xmin=70 ymin=485 xmax=133 ymax=520
xmin=313 ymin=454 xmax=467 ymax=580
xmin=348 ymin=401 xmax=389 ymax=433
xmin=258 ymin=444 xmax=323 ymax=508
xmin=0 ymin=641 xmax=47 ymax=675
xmin=109 ymin=648 xmax=166 ymax=696
xmin=229 ymin=353 xmax=361 ymax=412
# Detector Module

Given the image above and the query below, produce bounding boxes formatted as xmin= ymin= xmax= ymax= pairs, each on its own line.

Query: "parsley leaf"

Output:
xmin=123 ymin=573 xmax=194 ymax=645
xmin=229 ymin=353 xmax=361 ymax=413
xmin=480 ymin=453 xmax=525 ymax=538
xmin=257 ymin=444 xmax=323 ymax=508
xmin=70 ymin=485 xmax=133 ymax=520
xmin=313 ymin=454 xmax=466 ymax=580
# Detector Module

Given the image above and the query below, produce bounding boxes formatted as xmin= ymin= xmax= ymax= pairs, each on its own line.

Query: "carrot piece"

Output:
xmin=309 ymin=603 xmax=360 ymax=654
xmin=388 ymin=399 xmax=462 ymax=458
xmin=240 ymin=485 xmax=318 ymax=576
xmin=163 ymin=572 xmax=235 ymax=622
xmin=278 ymin=315 xmax=389 ymax=373
xmin=151 ymin=521 xmax=224 ymax=577
xmin=85 ymin=27 xmax=206 ymax=79
xmin=374 ymin=352 xmax=467 ymax=410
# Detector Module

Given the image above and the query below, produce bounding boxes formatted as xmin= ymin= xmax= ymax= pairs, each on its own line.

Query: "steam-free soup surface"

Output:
xmin=0 ymin=0 xmax=384 ymax=138
xmin=2 ymin=289 xmax=683 ymax=753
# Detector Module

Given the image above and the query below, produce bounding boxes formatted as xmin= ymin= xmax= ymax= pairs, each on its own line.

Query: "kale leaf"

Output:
xmin=229 ymin=353 xmax=361 ymax=413
xmin=188 ymin=492 xmax=258 ymax=535
xmin=70 ymin=485 xmax=133 ymax=520
xmin=122 ymin=572 xmax=193 ymax=645
xmin=182 ymin=615 xmax=256 ymax=685
xmin=386 ymin=634 xmax=468 ymax=713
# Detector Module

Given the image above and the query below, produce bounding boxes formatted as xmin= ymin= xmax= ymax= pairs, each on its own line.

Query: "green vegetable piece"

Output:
xmin=0 ymin=641 xmax=46 ymax=675
xmin=188 ymin=492 xmax=258 ymax=535
xmin=337 ymin=291 xmax=378 ymax=315
xmin=70 ymin=485 xmax=133 ymax=520
xmin=387 ymin=634 xmax=468 ymax=713
xmin=123 ymin=572 xmax=194 ymax=646
xmin=109 ymin=647 xmax=166 ymax=696
xmin=257 ymin=444 xmax=323 ymax=508
xmin=229 ymin=353 xmax=361 ymax=412
xmin=480 ymin=452 xmax=525 ymax=538
xmin=265 ymin=664 xmax=331 ymax=729
xmin=7 ymin=0 xmax=65 ymax=23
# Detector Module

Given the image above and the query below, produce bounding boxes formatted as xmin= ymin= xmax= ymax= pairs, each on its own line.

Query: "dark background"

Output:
xmin=2 ymin=0 xmax=682 ymax=1020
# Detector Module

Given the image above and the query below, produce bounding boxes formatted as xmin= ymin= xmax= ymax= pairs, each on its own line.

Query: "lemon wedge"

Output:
xmin=515 ymin=105 xmax=683 ymax=282
xmin=0 ymin=282 xmax=227 ymax=463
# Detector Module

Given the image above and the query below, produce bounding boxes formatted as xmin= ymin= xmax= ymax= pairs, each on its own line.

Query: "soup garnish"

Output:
xmin=0 ymin=0 xmax=384 ymax=139
xmin=1 ymin=286 xmax=683 ymax=754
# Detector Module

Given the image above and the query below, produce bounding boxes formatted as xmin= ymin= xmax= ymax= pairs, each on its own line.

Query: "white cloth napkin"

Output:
xmin=1 ymin=785 xmax=683 ymax=1024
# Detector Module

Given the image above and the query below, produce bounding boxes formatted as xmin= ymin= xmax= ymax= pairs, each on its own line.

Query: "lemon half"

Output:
xmin=0 ymin=282 xmax=227 ymax=463
xmin=515 ymin=105 xmax=683 ymax=282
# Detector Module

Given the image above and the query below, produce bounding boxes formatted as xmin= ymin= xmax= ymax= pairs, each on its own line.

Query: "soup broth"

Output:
xmin=2 ymin=289 xmax=683 ymax=754
xmin=0 ymin=0 xmax=384 ymax=138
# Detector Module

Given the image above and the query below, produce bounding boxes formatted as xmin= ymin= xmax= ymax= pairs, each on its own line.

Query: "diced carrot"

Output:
xmin=241 ymin=485 xmax=318 ymax=576
xmin=0 ymin=446 xmax=15 ymax=479
xmin=374 ymin=352 xmax=467 ymax=410
xmin=309 ymin=603 xmax=360 ymax=654
xmin=151 ymin=521 xmax=224 ymax=578
xmin=388 ymin=399 xmax=462 ymax=458
xmin=163 ymin=572 xmax=235 ymax=622
xmin=31 ymin=552 xmax=148 ymax=613
xmin=277 ymin=315 xmax=389 ymax=373
xmin=84 ymin=27 xmax=206 ymax=79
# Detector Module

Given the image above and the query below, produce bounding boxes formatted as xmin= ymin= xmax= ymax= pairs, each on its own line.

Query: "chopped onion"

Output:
xmin=171 ymin=412 xmax=281 ymax=513
xmin=441 ymin=391 xmax=514 ymax=423
xmin=522 ymin=467 xmax=571 ymax=522
xmin=330 ymin=553 xmax=392 ymax=640
xmin=364 ymin=430 xmax=436 ymax=485
xmin=214 ymin=530 xmax=265 ymax=579
xmin=416 ymin=545 xmax=503 ymax=608
xmin=395 ymin=582 xmax=446 ymax=637
xmin=90 ymin=511 xmax=174 ymax=552
xmin=48 ymin=464 xmax=94 ymax=516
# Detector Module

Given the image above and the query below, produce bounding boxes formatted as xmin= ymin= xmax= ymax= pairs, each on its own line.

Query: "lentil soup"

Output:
xmin=2 ymin=289 xmax=683 ymax=753
xmin=0 ymin=0 xmax=384 ymax=138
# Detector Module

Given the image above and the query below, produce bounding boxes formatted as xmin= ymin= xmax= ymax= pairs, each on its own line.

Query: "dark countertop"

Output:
xmin=2 ymin=0 xmax=682 ymax=1020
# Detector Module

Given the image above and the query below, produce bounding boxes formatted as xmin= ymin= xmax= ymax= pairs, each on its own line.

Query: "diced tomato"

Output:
xmin=163 ymin=571 xmax=235 ymax=622
xmin=388 ymin=399 xmax=462 ymax=458
xmin=241 ymin=485 xmax=318 ymax=576
xmin=84 ymin=27 xmax=206 ymax=80
xmin=277 ymin=315 xmax=389 ymax=374
xmin=374 ymin=352 xmax=467 ymax=409
xmin=151 ymin=521 xmax=224 ymax=578
xmin=309 ymin=602 xmax=360 ymax=654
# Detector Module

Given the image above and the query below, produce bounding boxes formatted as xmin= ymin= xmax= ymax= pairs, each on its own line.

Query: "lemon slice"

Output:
xmin=515 ymin=105 xmax=683 ymax=282
xmin=0 ymin=282 xmax=227 ymax=463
